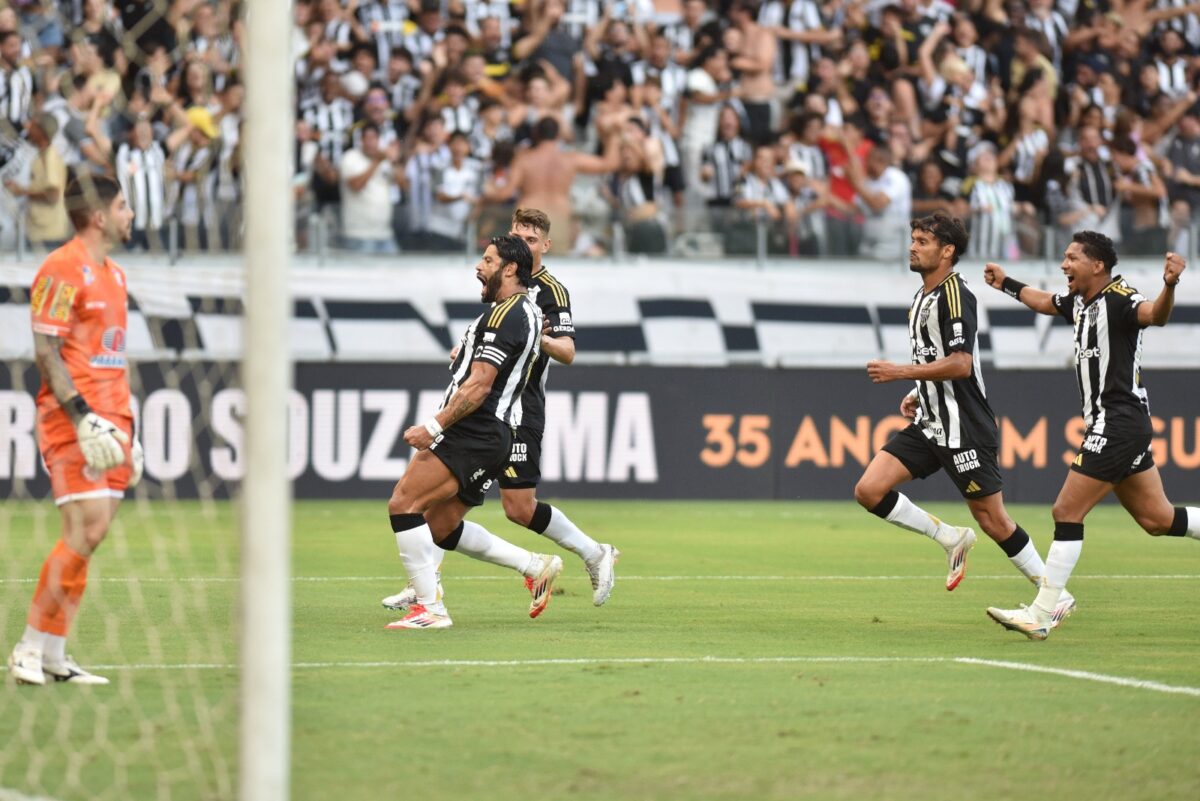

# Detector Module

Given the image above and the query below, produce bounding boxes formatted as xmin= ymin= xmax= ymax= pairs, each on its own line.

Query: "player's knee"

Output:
xmin=853 ymin=479 xmax=881 ymax=510
xmin=502 ymin=494 xmax=535 ymax=527
xmin=1050 ymin=500 xmax=1076 ymax=524
xmin=387 ymin=491 xmax=423 ymax=516
xmin=1136 ymin=512 xmax=1174 ymax=536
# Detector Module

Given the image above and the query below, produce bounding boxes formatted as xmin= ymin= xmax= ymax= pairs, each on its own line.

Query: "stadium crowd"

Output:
xmin=2 ymin=0 xmax=1200 ymax=259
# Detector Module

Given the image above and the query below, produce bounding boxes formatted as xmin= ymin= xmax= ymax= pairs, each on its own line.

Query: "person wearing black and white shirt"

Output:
xmin=116 ymin=118 xmax=167 ymax=251
xmin=963 ymin=145 xmax=1015 ymax=259
xmin=732 ymin=145 xmax=797 ymax=254
xmin=700 ymin=105 xmax=752 ymax=210
xmin=0 ymin=31 xmax=33 ymax=131
xmin=983 ymin=238 xmax=1198 ymax=641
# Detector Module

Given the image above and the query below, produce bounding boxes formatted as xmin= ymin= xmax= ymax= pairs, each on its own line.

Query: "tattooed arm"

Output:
xmin=34 ymin=333 xmax=87 ymax=423
xmin=403 ymin=361 xmax=499 ymax=450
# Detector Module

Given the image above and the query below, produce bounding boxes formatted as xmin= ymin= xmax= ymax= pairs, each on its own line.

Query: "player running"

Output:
xmin=8 ymin=176 xmax=143 ymax=685
xmin=983 ymin=234 xmax=1200 ymax=640
xmin=384 ymin=208 xmax=618 ymax=616
xmin=386 ymin=234 xmax=562 ymax=630
xmin=854 ymin=212 xmax=1074 ymax=621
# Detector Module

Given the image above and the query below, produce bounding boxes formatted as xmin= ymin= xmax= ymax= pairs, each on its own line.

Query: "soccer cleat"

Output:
xmin=42 ymin=656 xmax=110 ymax=685
xmin=585 ymin=544 xmax=620 ymax=606
xmin=7 ymin=644 xmax=45 ymax=686
xmin=944 ymin=527 xmax=977 ymax=591
xmin=1050 ymin=590 xmax=1077 ymax=629
xmin=381 ymin=573 xmax=443 ymax=611
xmin=385 ymin=604 xmax=453 ymax=630
xmin=527 ymin=554 xmax=564 ymax=619
xmin=986 ymin=604 xmax=1052 ymax=641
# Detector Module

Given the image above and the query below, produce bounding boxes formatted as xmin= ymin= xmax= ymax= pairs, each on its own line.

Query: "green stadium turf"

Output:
xmin=2 ymin=499 xmax=1199 ymax=800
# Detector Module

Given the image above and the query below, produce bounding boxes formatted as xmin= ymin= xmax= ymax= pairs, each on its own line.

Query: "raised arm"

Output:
xmin=1137 ymin=252 xmax=1186 ymax=327
xmin=982 ymin=262 xmax=1059 ymax=315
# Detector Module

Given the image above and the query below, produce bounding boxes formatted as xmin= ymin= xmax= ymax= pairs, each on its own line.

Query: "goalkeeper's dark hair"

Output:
xmin=491 ymin=234 xmax=534 ymax=287
xmin=1072 ymin=230 xmax=1118 ymax=272
xmin=910 ymin=211 xmax=968 ymax=266
xmin=65 ymin=174 xmax=122 ymax=231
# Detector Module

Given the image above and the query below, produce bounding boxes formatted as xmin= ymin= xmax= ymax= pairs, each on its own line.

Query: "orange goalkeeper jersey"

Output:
xmin=30 ymin=238 xmax=131 ymax=420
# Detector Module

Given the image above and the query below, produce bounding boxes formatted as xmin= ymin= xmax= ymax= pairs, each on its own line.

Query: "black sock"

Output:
xmin=1053 ymin=521 xmax=1084 ymax=541
xmin=1166 ymin=507 xmax=1189 ymax=537
xmin=869 ymin=490 xmax=899 ymax=519
xmin=529 ymin=501 xmax=553 ymax=534
xmin=437 ymin=521 xmax=465 ymax=551
xmin=389 ymin=513 xmax=425 ymax=533
xmin=999 ymin=525 xmax=1030 ymax=558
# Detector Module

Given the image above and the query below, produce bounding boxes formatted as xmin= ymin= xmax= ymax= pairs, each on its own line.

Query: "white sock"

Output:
xmin=18 ymin=625 xmax=46 ymax=652
xmin=1186 ymin=507 xmax=1200 ymax=540
xmin=43 ymin=634 xmax=66 ymax=665
xmin=1009 ymin=540 xmax=1047 ymax=584
xmin=394 ymin=522 xmax=446 ymax=614
xmin=457 ymin=521 xmax=538 ymax=577
xmin=886 ymin=493 xmax=958 ymax=547
xmin=1032 ymin=539 xmax=1083 ymax=618
xmin=539 ymin=506 xmax=603 ymax=564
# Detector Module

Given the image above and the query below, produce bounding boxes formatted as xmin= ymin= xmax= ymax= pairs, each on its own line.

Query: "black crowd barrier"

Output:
xmin=1 ymin=363 xmax=1197 ymax=504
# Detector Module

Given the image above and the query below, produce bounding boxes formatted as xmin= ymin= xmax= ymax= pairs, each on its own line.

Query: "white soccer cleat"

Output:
xmin=586 ymin=544 xmax=620 ymax=607
xmin=527 ymin=554 xmax=564 ymax=619
xmin=385 ymin=604 xmax=453 ymax=630
xmin=381 ymin=573 xmax=443 ymax=611
xmin=944 ymin=527 xmax=976 ymax=591
xmin=986 ymin=604 xmax=1052 ymax=641
xmin=7 ymin=644 xmax=45 ymax=686
xmin=43 ymin=656 xmax=110 ymax=685
xmin=1051 ymin=590 xmax=1077 ymax=629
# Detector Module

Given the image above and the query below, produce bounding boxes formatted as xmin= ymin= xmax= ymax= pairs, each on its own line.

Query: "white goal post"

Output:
xmin=239 ymin=0 xmax=295 ymax=798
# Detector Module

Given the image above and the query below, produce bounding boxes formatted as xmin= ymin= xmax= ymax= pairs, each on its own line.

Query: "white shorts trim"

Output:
xmin=54 ymin=489 xmax=124 ymax=507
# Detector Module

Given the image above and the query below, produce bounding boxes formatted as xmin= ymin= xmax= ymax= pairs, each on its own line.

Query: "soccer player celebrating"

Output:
xmin=386 ymin=235 xmax=562 ymax=630
xmin=382 ymin=209 xmax=619 ymax=616
xmin=854 ymin=212 xmax=1073 ymax=619
xmin=983 ymin=235 xmax=1199 ymax=640
xmin=8 ymin=176 xmax=142 ymax=685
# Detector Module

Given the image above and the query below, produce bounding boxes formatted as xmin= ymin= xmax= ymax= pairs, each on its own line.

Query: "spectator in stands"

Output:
xmin=911 ymin=159 xmax=957 ymax=218
xmin=783 ymin=158 xmax=830 ymax=256
xmin=681 ymin=45 xmax=730 ymax=193
xmin=512 ymin=0 xmax=578 ymax=84
xmin=700 ymin=104 xmax=752 ymax=223
xmin=4 ymin=113 xmax=68 ymax=250
xmin=963 ymin=144 xmax=1016 ymax=260
xmin=1111 ymin=136 xmax=1168 ymax=255
xmin=426 ymin=130 xmax=481 ymax=252
xmin=1 ymin=29 xmax=32 ymax=130
xmin=727 ymin=1 xmax=777 ymax=146
xmin=115 ymin=118 xmax=167 ymax=252
xmin=607 ymin=117 xmax=667 ymax=255
xmin=731 ymin=144 xmax=795 ymax=255
xmin=845 ymin=129 xmax=912 ymax=262
xmin=339 ymin=122 xmax=400 ymax=253
xmin=504 ymin=115 xmax=619 ymax=254
xmin=167 ymin=106 xmax=220 ymax=251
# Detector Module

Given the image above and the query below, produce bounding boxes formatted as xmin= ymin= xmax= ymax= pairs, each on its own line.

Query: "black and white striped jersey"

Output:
xmin=517 ymin=266 xmax=575 ymax=433
xmin=907 ymin=273 xmax=997 ymax=449
xmin=1052 ymin=277 xmax=1152 ymax=436
xmin=444 ymin=291 xmax=542 ymax=427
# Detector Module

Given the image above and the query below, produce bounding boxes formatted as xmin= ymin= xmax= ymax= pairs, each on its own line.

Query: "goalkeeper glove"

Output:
xmin=129 ymin=439 xmax=144 ymax=488
xmin=71 ymin=396 xmax=129 ymax=472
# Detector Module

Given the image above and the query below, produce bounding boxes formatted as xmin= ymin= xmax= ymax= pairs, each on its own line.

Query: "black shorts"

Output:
xmin=882 ymin=424 xmax=1003 ymax=499
xmin=1070 ymin=428 xmax=1155 ymax=484
xmin=663 ymin=164 xmax=686 ymax=194
xmin=428 ymin=414 xmax=512 ymax=507
xmin=498 ymin=425 xmax=542 ymax=490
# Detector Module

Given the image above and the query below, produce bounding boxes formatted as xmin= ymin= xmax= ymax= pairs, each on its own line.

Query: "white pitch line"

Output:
xmin=6 ymin=655 xmax=1197 ymax=698
xmin=1 ymin=574 xmax=1198 ymax=585
xmin=0 ymin=789 xmax=68 ymax=801
xmin=954 ymin=658 xmax=1200 ymax=698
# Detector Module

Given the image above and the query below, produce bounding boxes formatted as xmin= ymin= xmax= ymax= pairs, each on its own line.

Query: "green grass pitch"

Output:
xmin=2 ymin=499 xmax=1199 ymax=800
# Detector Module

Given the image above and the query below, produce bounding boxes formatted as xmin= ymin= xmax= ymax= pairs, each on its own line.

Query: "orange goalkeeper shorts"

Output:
xmin=39 ymin=409 xmax=134 ymax=506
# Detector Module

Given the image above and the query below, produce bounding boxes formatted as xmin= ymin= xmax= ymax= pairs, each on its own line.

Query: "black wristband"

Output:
xmin=1001 ymin=276 xmax=1028 ymax=299
xmin=66 ymin=394 xmax=91 ymax=420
